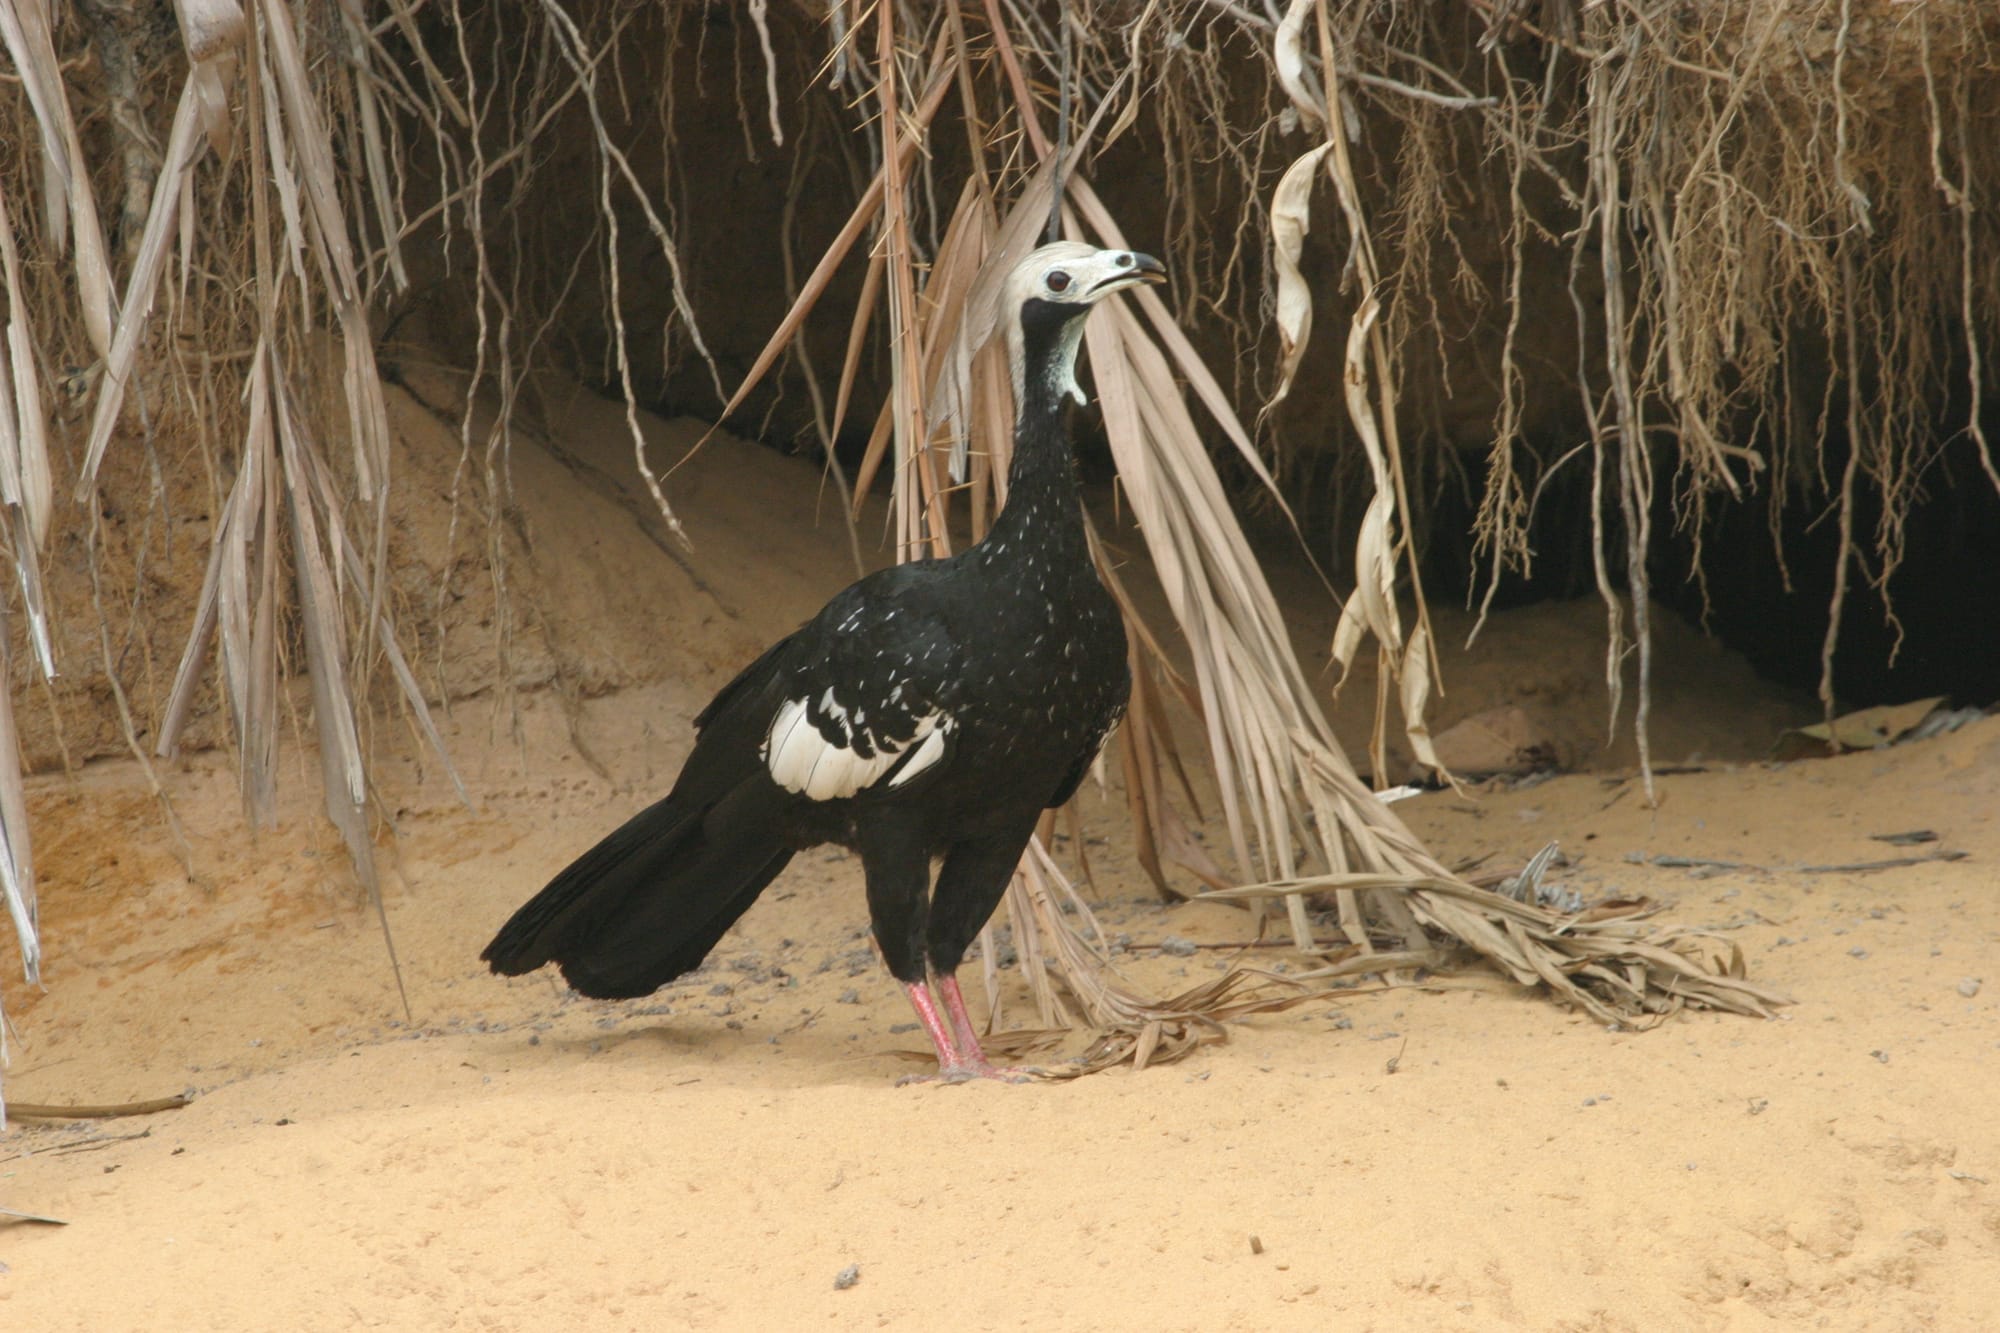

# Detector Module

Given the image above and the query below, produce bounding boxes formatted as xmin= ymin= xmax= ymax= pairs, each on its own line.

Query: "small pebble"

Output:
xmin=1958 ymin=978 xmax=1982 ymax=998
xmin=833 ymin=1264 xmax=860 ymax=1290
xmin=1871 ymin=1049 xmax=1890 ymax=1064
xmin=1848 ymin=947 xmax=1869 ymax=959
xmin=837 ymin=989 xmax=861 ymax=1005
xmin=1159 ymin=936 xmax=1198 ymax=957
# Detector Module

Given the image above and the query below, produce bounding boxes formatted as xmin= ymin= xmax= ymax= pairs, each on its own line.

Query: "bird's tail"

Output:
xmin=481 ymin=780 xmax=794 ymax=999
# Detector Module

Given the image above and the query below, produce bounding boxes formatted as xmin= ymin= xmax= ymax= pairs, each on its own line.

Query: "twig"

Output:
xmin=1139 ymin=938 xmax=1310 ymax=951
xmin=1190 ymin=0 xmax=1272 ymax=31
xmin=0 ymin=1205 xmax=67 ymax=1226
xmin=778 ymin=111 xmax=867 ymax=579
xmin=1644 ymin=854 xmax=1754 ymax=871
xmin=0 ymin=1128 xmax=152 ymax=1163
xmin=1347 ymin=66 xmax=1497 ymax=112
xmin=1046 ymin=0 xmax=1072 ymax=242
xmin=537 ymin=0 xmax=721 ymax=543
xmin=745 ymin=0 xmax=784 ymax=148
xmin=5 ymin=1094 xmax=191 ymax=1120
xmin=1799 ymin=851 xmax=1967 ymax=875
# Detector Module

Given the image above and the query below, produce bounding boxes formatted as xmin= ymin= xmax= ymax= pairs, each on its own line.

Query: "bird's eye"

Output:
xmin=1046 ymin=271 xmax=1071 ymax=293
xmin=1115 ymin=253 xmax=1133 ymax=268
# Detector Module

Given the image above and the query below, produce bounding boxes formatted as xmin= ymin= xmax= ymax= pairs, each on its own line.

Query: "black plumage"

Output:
xmin=482 ymin=243 xmax=1165 ymax=1079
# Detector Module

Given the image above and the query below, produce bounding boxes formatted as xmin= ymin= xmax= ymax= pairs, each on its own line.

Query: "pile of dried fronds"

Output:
xmin=15 ymin=0 xmax=1988 ymax=1097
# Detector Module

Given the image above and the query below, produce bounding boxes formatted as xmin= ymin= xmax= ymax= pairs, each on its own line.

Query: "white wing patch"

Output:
xmin=887 ymin=726 xmax=947 ymax=787
xmin=763 ymin=697 xmax=954 ymax=801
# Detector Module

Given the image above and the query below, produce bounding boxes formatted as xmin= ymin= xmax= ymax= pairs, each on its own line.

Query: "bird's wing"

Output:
xmin=722 ymin=578 xmax=963 ymax=804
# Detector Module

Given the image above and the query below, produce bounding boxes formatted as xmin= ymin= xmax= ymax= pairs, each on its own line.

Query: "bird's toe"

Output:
xmin=940 ymin=1060 xmax=1036 ymax=1085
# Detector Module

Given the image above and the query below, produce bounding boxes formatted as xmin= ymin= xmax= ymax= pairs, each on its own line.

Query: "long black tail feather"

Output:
xmin=481 ymin=780 xmax=794 ymax=999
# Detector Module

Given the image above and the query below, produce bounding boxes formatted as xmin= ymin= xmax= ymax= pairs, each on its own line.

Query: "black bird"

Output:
xmin=482 ymin=242 xmax=1165 ymax=1079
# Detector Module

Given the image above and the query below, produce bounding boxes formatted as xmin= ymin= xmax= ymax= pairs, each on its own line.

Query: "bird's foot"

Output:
xmin=895 ymin=1060 xmax=1033 ymax=1087
xmin=940 ymin=1058 xmax=1033 ymax=1085
xmin=895 ymin=978 xmax=1034 ymax=1084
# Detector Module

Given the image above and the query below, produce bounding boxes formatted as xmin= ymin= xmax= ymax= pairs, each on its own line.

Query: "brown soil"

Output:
xmin=2 ymin=386 xmax=1995 ymax=1330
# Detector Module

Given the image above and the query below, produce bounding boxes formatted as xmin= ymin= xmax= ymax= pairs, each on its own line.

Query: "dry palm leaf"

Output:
xmin=0 ymin=647 xmax=33 ymax=995
xmin=75 ymin=69 xmax=212 ymax=497
xmin=0 ymin=175 xmax=55 ymax=670
xmin=1203 ymin=873 xmax=1790 ymax=1026
xmin=0 ymin=0 xmax=117 ymax=358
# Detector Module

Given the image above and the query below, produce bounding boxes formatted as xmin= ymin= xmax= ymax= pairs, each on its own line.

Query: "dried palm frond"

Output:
xmin=0 ymin=169 xmax=51 ymax=1065
xmin=0 ymin=0 xmax=116 ymax=358
xmin=1203 ymin=873 xmax=1789 ymax=1026
xmin=0 ymin=0 xmax=662 ymax=1112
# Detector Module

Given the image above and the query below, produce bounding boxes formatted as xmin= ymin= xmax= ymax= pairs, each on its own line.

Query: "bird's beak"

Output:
xmin=1088 ymin=251 xmax=1168 ymax=298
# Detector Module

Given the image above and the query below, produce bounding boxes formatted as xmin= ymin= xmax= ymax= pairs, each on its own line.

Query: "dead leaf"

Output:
xmin=1776 ymin=697 xmax=1945 ymax=758
xmin=1264 ymin=143 xmax=1331 ymax=413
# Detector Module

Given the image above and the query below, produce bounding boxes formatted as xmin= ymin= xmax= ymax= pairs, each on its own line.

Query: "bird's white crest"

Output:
xmin=764 ymin=698 xmax=955 ymax=801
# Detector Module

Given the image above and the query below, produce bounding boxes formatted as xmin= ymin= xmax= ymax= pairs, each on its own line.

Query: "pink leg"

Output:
xmin=934 ymin=973 xmax=991 ymax=1065
xmin=900 ymin=980 xmax=964 ymax=1068
xmin=897 ymin=979 xmax=1023 ymax=1083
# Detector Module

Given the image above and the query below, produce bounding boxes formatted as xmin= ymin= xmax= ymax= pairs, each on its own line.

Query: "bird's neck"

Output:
xmin=981 ymin=317 xmax=1091 ymax=565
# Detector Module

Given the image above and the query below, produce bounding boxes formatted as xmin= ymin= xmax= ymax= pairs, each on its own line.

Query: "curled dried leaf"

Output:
xmin=1265 ymin=143 xmax=1332 ymax=415
xmin=1274 ymin=0 xmax=1325 ymax=133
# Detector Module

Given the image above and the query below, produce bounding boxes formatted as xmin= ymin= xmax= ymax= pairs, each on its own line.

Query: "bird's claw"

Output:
xmin=896 ymin=1062 xmax=1034 ymax=1087
xmin=943 ymin=1062 xmax=1033 ymax=1085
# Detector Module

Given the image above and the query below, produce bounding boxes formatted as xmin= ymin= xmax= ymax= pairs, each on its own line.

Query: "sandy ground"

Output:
xmin=2 ymin=393 xmax=1996 ymax=1331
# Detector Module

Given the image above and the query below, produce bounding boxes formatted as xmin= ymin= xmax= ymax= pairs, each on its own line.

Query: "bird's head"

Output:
xmin=1002 ymin=242 xmax=1166 ymax=413
xmin=1008 ymin=241 xmax=1168 ymax=310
